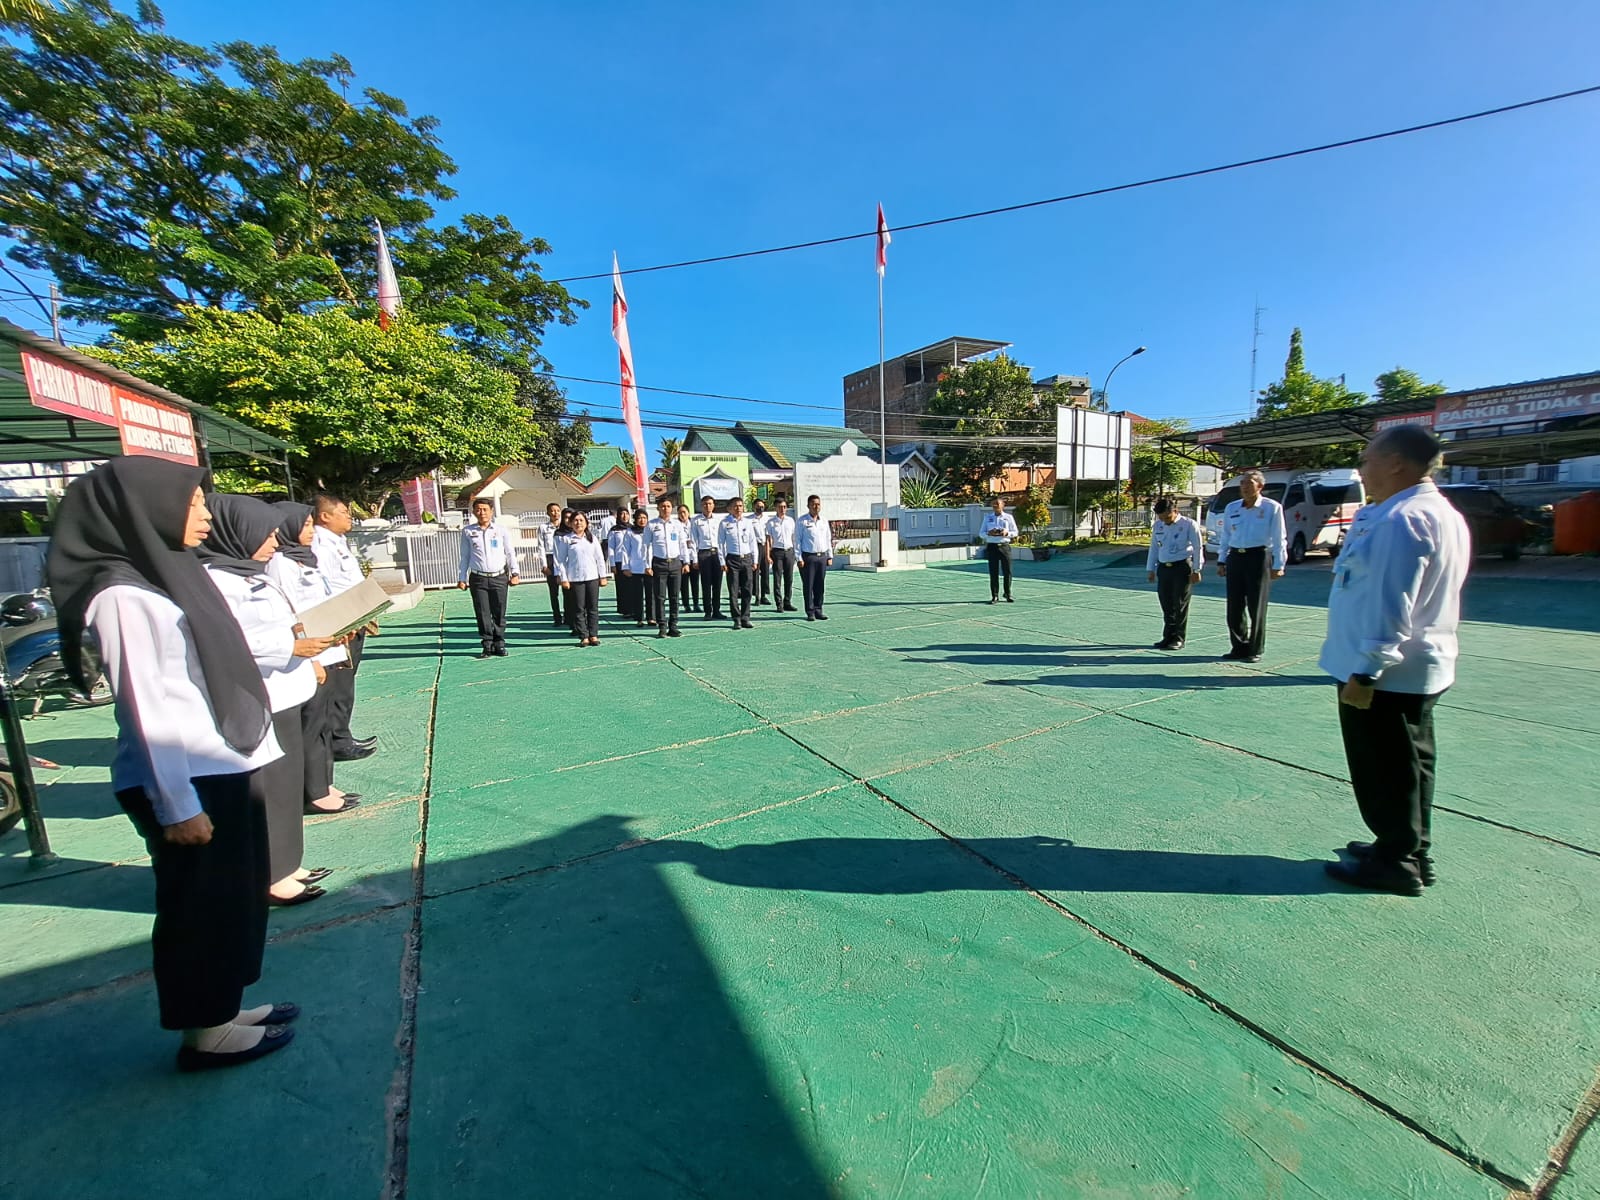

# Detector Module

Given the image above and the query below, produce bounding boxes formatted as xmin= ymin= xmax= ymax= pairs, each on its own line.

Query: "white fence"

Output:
xmin=894 ymin=505 xmax=1102 ymax=546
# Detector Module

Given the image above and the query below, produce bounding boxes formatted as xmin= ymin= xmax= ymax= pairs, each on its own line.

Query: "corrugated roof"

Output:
xmin=575 ymin=445 xmax=628 ymax=487
xmin=682 ymin=422 xmax=882 ymax=471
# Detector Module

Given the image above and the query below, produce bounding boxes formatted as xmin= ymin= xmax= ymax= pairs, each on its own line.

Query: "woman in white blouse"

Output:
xmin=556 ymin=511 xmax=611 ymax=647
xmin=267 ymin=503 xmax=358 ymax=819
xmin=199 ymin=496 xmax=336 ymax=907
xmin=48 ymin=458 xmax=297 ymax=1072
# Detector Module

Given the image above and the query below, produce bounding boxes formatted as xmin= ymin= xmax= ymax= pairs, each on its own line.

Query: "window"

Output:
xmin=904 ymin=360 xmax=924 ymax=385
xmin=1283 ymin=484 xmax=1305 ymax=507
xmin=1311 ymin=482 xmax=1362 ymax=506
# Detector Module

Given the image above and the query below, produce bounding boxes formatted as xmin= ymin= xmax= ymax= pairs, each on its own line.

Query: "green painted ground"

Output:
xmin=2 ymin=554 xmax=1597 ymax=1199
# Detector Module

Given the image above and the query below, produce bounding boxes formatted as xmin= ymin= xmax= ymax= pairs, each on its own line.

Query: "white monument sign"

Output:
xmin=792 ymin=441 xmax=901 ymax=520
xmin=1056 ymin=407 xmax=1132 ymax=481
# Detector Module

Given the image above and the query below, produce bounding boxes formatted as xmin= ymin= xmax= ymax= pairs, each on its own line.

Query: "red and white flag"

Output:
xmin=374 ymin=221 xmax=402 ymax=330
xmin=876 ymin=203 xmax=890 ymax=277
xmin=611 ymin=254 xmax=650 ymax=506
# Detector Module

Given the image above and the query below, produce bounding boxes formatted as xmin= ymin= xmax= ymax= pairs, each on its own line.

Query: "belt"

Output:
xmin=1230 ymin=545 xmax=1267 ymax=553
xmin=1158 ymin=560 xmax=1191 ymax=567
xmin=468 ymin=569 xmax=508 ymax=578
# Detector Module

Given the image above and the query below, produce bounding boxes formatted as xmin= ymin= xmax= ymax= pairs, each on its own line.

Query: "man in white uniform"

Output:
xmin=312 ymin=494 xmax=376 ymax=762
xmin=1215 ymin=469 xmax=1287 ymax=663
xmin=457 ymin=498 xmax=521 ymax=658
xmin=1320 ymin=426 xmax=1469 ymax=897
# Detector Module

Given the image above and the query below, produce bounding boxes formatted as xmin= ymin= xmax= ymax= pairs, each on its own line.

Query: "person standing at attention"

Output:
xmin=534 ymin=502 xmax=563 ymax=627
xmin=1145 ymin=497 xmax=1204 ymax=650
xmin=1215 ymin=469 xmax=1286 ymax=663
xmin=644 ymin=497 xmax=688 ymax=638
xmin=719 ymin=496 xmax=759 ymax=630
xmin=557 ymin=511 xmax=611 ymax=647
xmin=750 ymin=497 xmax=772 ymax=606
xmin=623 ymin=507 xmax=651 ymax=627
xmin=1320 ymin=425 xmax=1469 ymax=897
xmin=690 ymin=495 xmax=723 ymax=620
xmin=980 ymin=496 xmax=1019 ymax=604
xmin=797 ymin=494 xmax=834 ymax=620
xmin=457 ymin=498 xmax=520 ymax=659
xmin=766 ymin=498 xmax=798 ymax=612
xmin=312 ymin=494 xmax=377 ymax=763
xmin=678 ymin=503 xmax=702 ymax=613
xmin=49 ymin=459 xmax=295 ymax=1071
xmin=609 ymin=505 xmax=632 ymax=618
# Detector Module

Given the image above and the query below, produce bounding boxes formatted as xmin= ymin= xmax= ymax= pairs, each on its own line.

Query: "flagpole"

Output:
xmin=876 ymin=262 xmax=888 ymax=566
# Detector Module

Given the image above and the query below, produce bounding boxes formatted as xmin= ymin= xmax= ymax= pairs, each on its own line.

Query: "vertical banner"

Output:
xmin=401 ymin=476 xmax=441 ymax=523
xmin=611 ymin=254 xmax=650 ymax=507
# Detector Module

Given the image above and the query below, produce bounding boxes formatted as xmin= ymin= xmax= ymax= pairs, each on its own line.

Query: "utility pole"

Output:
xmin=48 ymin=284 xmax=63 ymax=345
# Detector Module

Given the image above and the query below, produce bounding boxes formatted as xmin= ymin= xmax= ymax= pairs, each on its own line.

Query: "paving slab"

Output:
xmin=408 ymin=789 xmax=1499 ymax=1198
xmin=869 ymin=714 xmax=1600 ymax=1184
xmin=0 ymin=909 xmax=407 ymax=1200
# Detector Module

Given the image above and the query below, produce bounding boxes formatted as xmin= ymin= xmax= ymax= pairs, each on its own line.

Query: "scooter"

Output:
xmin=2 ymin=590 xmax=112 ymax=717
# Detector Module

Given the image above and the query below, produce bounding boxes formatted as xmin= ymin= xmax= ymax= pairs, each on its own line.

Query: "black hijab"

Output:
xmin=46 ymin=457 xmax=272 ymax=754
xmin=194 ymin=493 xmax=281 ymax=578
xmin=273 ymin=502 xmax=318 ymax=567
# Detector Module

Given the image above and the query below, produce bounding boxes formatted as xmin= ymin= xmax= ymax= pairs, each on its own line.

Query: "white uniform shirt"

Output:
xmin=622 ymin=527 xmax=652 ymax=574
xmin=1318 ymin=481 xmax=1470 ymax=694
xmin=555 ymin=535 xmax=612 ymax=583
xmin=689 ymin=513 xmax=720 ymax=552
xmin=1146 ymin=516 xmax=1206 ymax=571
xmin=645 ymin=516 xmax=686 ymax=561
xmin=717 ymin=514 xmax=759 ymax=563
xmin=608 ymin=523 xmax=632 ymax=566
xmin=312 ymin=526 xmax=365 ymax=596
xmin=87 ymin=585 xmax=284 ymax=826
xmin=679 ymin=523 xmax=697 ymax=567
xmin=767 ymin=514 xmax=797 ymax=550
xmin=749 ymin=512 xmax=772 ymax=552
xmin=1217 ymin=497 xmax=1287 ymax=570
xmin=797 ymin=513 xmax=833 ymax=555
xmin=535 ymin=521 xmax=561 ymax=561
xmin=981 ymin=512 xmax=1020 ymax=544
xmin=265 ymin=555 xmax=349 ymax=666
xmin=458 ymin=522 xmax=522 ymax=581
xmin=206 ymin=566 xmax=318 ymax=713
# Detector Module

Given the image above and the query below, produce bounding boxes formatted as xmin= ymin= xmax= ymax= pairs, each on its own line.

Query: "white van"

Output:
xmin=1204 ymin=468 xmax=1364 ymax=564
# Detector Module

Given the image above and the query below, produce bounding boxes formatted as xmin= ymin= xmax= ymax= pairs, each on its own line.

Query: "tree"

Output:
xmin=0 ymin=1 xmax=582 ymax=360
xmin=1254 ymin=328 xmax=1367 ymax=421
xmin=1130 ymin=417 xmax=1203 ymax=503
xmin=926 ymin=355 xmax=1059 ymax=495
xmin=96 ymin=307 xmax=536 ymax=506
xmin=500 ymin=361 xmax=589 ymax=481
xmin=655 ymin=436 xmax=682 ymax=481
xmin=1374 ymin=367 xmax=1446 ymax=406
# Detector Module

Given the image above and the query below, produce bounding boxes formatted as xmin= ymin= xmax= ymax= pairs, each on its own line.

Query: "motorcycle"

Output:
xmin=1 ymin=590 xmax=112 ymax=717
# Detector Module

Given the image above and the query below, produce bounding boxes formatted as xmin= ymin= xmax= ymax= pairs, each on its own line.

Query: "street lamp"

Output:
xmin=1098 ymin=346 xmax=1146 ymax=536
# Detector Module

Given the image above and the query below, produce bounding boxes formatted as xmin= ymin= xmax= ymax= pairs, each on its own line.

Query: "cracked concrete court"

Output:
xmin=2 ymin=551 xmax=1597 ymax=1199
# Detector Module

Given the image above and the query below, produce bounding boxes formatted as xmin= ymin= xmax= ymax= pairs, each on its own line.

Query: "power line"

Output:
xmin=557 ymin=83 xmax=1600 ymax=285
xmin=540 ymin=372 xmax=837 ymax=412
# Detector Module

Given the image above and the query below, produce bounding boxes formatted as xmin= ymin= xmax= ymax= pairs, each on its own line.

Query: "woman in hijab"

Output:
xmin=198 ymin=495 xmax=336 ymax=907
xmin=265 ymin=502 xmax=359 ymax=820
xmin=48 ymin=457 xmax=296 ymax=1071
xmin=558 ymin=508 xmax=580 ymax=637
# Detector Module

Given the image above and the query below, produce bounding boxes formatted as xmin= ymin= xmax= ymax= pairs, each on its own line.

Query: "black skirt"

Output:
xmin=118 ymin=772 xmax=270 ymax=1030
xmin=255 ymin=705 xmax=306 ymax=881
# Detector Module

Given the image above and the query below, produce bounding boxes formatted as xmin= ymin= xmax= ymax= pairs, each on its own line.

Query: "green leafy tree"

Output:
xmin=927 ymin=355 xmax=1060 ymax=494
xmin=654 ymin=436 xmax=681 ymax=482
xmin=1253 ymin=328 xmax=1369 ymax=468
xmin=1131 ymin=417 xmax=1206 ymax=504
xmin=96 ymin=307 xmax=536 ymax=507
xmin=1014 ymin=484 xmax=1052 ymax=532
xmin=1374 ymin=367 xmax=1446 ymax=406
xmin=0 ymin=0 xmax=582 ymax=361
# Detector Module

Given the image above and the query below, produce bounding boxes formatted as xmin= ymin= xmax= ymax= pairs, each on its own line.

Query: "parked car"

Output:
xmin=1204 ymin=468 xmax=1365 ymax=563
xmin=1437 ymin=485 xmax=1535 ymax=560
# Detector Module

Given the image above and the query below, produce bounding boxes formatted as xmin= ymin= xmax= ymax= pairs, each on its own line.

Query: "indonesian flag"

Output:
xmin=876 ymin=203 xmax=890 ymax=277
xmin=611 ymin=254 xmax=650 ymax=506
xmin=374 ymin=221 xmax=402 ymax=330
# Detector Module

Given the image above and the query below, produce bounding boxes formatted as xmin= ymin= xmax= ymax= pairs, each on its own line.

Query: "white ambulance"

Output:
xmin=1203 ymin=468 xmax=1364 ymax=564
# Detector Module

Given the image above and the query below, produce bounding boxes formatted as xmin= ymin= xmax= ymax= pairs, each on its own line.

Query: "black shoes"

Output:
xmin=1347 ymin=841 xmax=1435 ymax=886
xmin=304 ymin=795 xmax=361 ymax=816
xmin=1242 ymin=654 xmax=1262 ymax=664
xmin=1154 ymin=639 xmax=1185 ymax=650
xmin=814 ymin=613 xmax=829 ymax=621
xmin=783 ymin=603 xmax=798 ymax=612
xmin=806 ymin=614 xmax=815 ymax=621
xmin=667 ymin=628 xmax=682 ymax=637
xmin=177 ymin=1024 xmax=295 ymax=1072
xmin=989 ymin=597 xmax=999 ymax=605
xmin=267 ymin=884 xmax=325 ymax=907
xmin=1324 ymin=858 xmax=1424 ymax=897
xmin=1005 ymin=595 xmax=1014 ymax=603
xmin=333 ymin=744 xmax=375 ymax=763
xmin=474 ymin=651 xmax=492 ymax=659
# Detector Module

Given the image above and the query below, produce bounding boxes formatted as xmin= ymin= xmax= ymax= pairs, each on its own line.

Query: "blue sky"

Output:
xmin=37 ymin=2 xmax=1600 ymax=461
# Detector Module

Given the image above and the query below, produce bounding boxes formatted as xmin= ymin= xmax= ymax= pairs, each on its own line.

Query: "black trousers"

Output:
xmin=256 ymin=706 xmax=305 ymax=883
xmin=651 ymin=558 xmax=682 ymax=632
xmin=301 ymin=679 xmax=334 ymax=805
xmin=770 ymin=547 xmax=795 ymax=607
xmin=755 ymin=546 xmax=771 ymax=603
xmin=1337 ymin=686 xmax=1441 ymax=863
xmin=725 ymin=555 xmax=753 ymax=625
xmin=697 ymin=549 xmax=723 ymax=616
xmin=544 ymin=555 xmax=562 ymax=621
xmin=986 ymin=543 xmax=1013 ymax=598
xmin=469 ymin=570 xmax=510 ymax=651
xmin=119 ymin=772 xmax=269 ymax=1030
xmin=801 ymin=552 xmax=828 ymax=616
xmin=684 ymin=561 xmax=702 ymax=607
xmin=1224 ymin=547 xmax=1272 ymax=656
xmin=329 ymin=630 xmax=366 ymax=750
xmin=1156 ymin=562 xmax=1195 ymax=644
xmin=568 ymin=578 xmax=600 ymax=639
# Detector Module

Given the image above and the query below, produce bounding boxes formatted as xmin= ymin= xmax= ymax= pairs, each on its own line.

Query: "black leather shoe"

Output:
xmin=1347 ymin=841 xmax=1435 ymax=886
xmin=741 ymin=620 xmax=754 ymax=629
xmin=492 ymin=647 xmax=508 ymax=657
xmin=267 ymin=884 xmax=326 ymax=907
xmin=473 ymin=651 xmax=492 ymax=659
xmin=814 ymin=613 xmax=828 ymax=620
xmin=177 ymin=1024 xmax=295 ymax=1072
xmin=333 ymin=743 xmax=376 ymax=763
xmin=1324 ymin=858 xmax=1423 ymax=897
xmin=1152 ymin=640 xmax=1171 ymax=649
xmin=351 ymin=735 xmax=378 ymax=750
xmin=1005 ymin=595 xmax=1014 ymax=602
